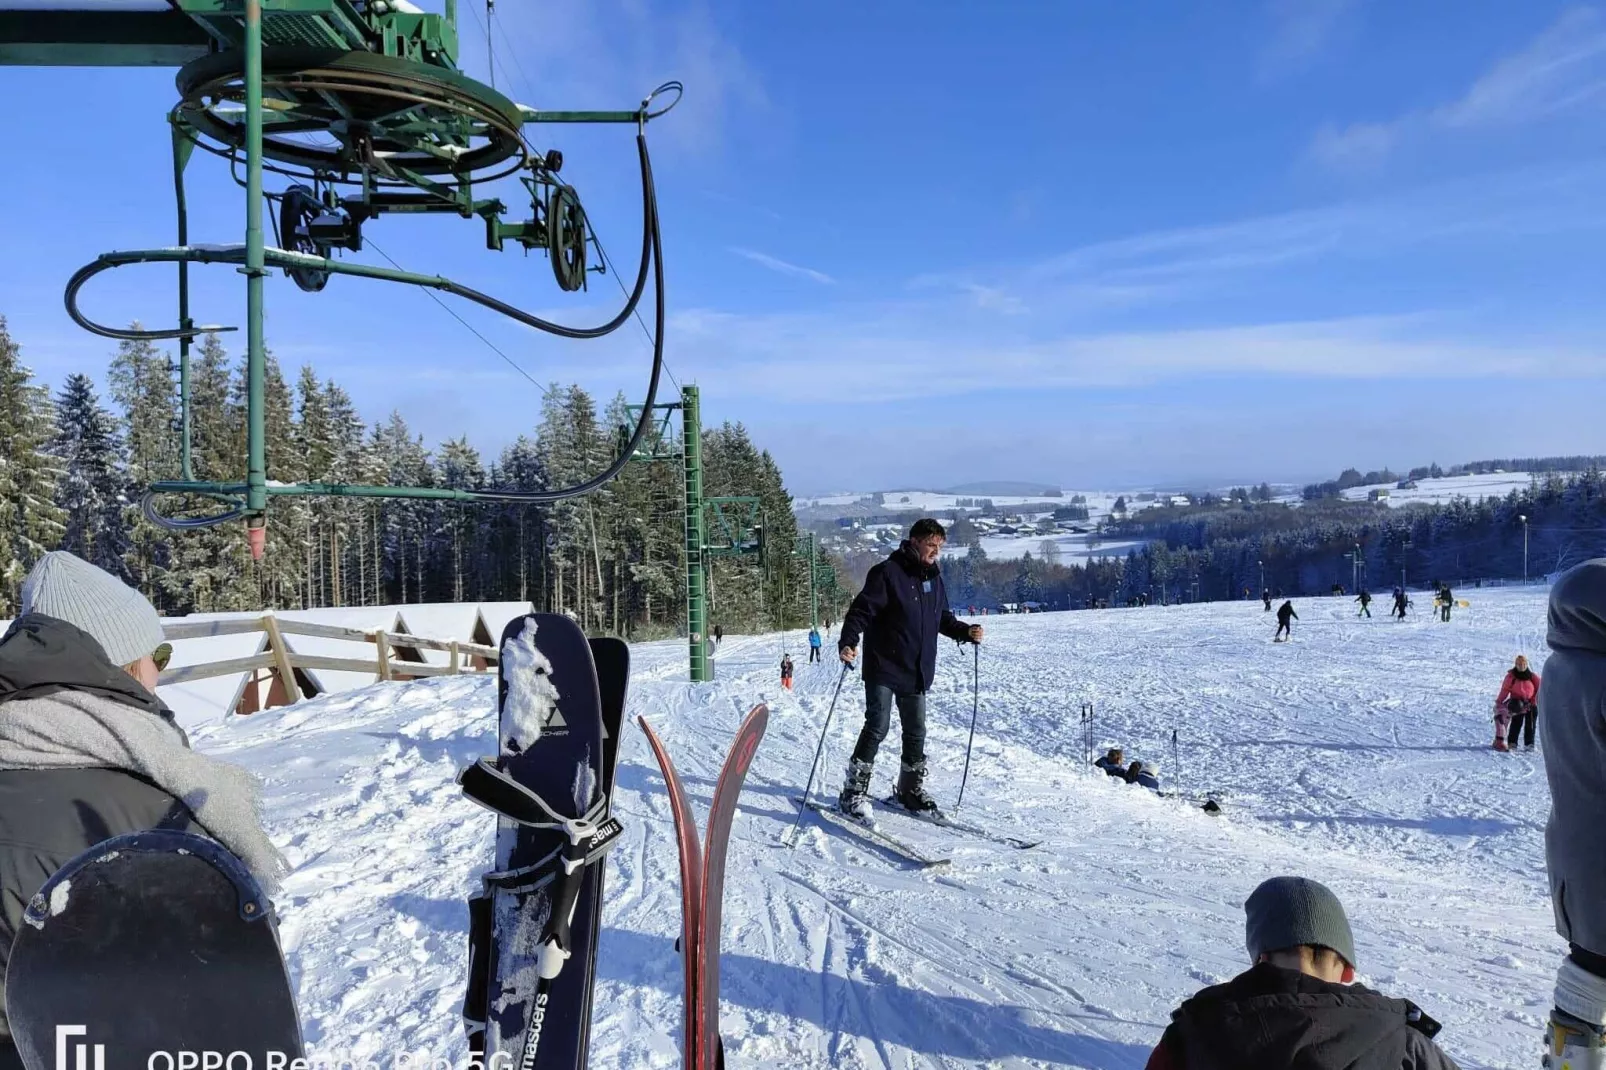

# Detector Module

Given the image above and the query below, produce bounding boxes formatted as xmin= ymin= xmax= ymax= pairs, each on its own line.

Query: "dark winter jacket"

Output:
xmin=1145 ymin=963 xmax=1459 ymax=1070
xmin=839 ymin=542 xmax=974 ymax=694
xmin=0 ymin=616 xmax=207 ymax=1043
xmin=1277 ymin=603 xmax=1298 ymax=625
xmin=1542 ymin=560 xmax=1606 ymax=956
xmin=1094 ymin=754 xmax=1126 ymax=778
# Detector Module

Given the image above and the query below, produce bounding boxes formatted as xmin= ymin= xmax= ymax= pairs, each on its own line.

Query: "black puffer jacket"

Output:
xmin=839 ymin=543 xmax=974 ymax=694
xmin=0 ymin=616 xmax=206 ymax=1043
xmin=1146 ymin=963 xmax=1459 ymax=1069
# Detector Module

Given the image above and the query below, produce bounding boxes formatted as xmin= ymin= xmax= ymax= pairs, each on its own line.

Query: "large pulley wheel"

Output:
xmin=548 ymin=184 xmax=588 ymax=292
xmin=279 ymin=186 xmax=331 ymax=293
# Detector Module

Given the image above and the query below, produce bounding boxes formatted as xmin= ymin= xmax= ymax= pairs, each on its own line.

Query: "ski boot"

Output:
xmin=838 ymin=758 xmax=874 ymax=823
xmin=896 ymin=760 xmax=943 ymax=818
xmin=1546 ymin=958 xmax=1606 ymax=1069
xmin=1546 ymin=1009 xmax=1605 ymax=1068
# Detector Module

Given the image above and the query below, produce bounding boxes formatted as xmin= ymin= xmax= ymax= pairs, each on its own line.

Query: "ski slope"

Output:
xmin=183 ymin=589 xmax=1563 ymax=1070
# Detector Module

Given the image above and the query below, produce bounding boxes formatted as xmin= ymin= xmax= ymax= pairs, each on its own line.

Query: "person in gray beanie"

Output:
xmin=1145 ymin=875 xmax=1459 ymax=1069
xmin=0 ymin=551 xmax=288 ymax=1067
xmin=1538 ymin=559 xmax=1606 ymax=1067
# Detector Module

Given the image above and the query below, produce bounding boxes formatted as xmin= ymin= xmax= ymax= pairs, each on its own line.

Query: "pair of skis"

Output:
xmin=460 ymin=612 xmax=768 ymax=1070
xmin=640 ymin=704 xmax=769 ymax=1070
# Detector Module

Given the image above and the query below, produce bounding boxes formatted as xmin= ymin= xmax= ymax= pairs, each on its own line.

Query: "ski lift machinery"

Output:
xmin=0 ymin=0 xmax=681 ymax=557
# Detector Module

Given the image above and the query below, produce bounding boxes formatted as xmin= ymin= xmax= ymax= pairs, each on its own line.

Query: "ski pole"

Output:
xmin=1171 ymin=728 xmax=1181 ymax=797
xmin=784 ymin=661 xmax=851 ymax=848
xmin=955 ymin=642 xmax=981 ymax=812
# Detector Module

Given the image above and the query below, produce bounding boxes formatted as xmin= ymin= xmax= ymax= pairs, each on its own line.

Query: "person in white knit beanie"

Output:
xmin=0 ymin=552 xmax=288 ymax=1063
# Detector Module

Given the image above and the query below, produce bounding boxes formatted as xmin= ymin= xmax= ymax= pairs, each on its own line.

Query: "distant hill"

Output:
xmin=942 ymin=481 xmax=1063 ymax=497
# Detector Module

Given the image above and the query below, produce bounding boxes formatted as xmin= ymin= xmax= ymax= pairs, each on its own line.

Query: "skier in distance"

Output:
xmin=0 ymin=553 xmax=288 ymax=1067
xmin=1393 ymin=587 xmax=1410 ymax=620
xmin=1355 ymin=590 xmax=1372 ymax=618
xmin=1274 ymin=600 xmax=1298 ymax=642
xmin=838 ymin=518 xmax=982 ymax=819
xmin=1493 ymin=654 xmax=1541 ymax=752
xmin=1439 ymin=583 xmax=1454 ymax=623
xmin=808 ymin=626 xmax=822 ymax=664
xmin=1262 ymin=589 xmax=1273 ymax=612
xmin=1145 ymin=876 xmax=1460 ymax=1069
xmin=780 ymin=653 xmax=794 ymax=691
xmin=1536 ymin=561 xmax=1606 ymax=1066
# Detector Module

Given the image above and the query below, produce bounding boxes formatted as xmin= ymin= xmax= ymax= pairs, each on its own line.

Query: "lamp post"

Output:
xmin=1520 ymin=515 xmax=1529 ymax=584
xmin=1402 ymin=540 xmax=1412 ymax=590
xmin=1354 ymin=542 xmax=1362 ymax=594
xmin=1259 ymin=558 xmax=1265 ymax=596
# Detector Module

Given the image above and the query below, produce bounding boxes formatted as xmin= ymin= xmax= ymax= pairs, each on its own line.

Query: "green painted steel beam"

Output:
xmin=682 ymin=385 xmax=709 ymax=683
xmin=0 ymin=10 xmax=213 ymax=66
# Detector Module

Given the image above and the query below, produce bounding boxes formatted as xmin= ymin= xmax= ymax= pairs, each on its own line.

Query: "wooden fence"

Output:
xmin=157 ymin=614 xmax=500 ymax=711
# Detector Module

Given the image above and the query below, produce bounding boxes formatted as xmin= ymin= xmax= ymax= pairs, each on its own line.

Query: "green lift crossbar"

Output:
xmin=0 ymin=0 xmax=680 ymax=557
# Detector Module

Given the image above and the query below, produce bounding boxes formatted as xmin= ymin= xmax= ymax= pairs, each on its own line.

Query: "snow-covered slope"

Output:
xmin=1340 ymin=472 xmax=1538 ymax=507
xmin=188 ymin=591 xmax=1562 ymax=1069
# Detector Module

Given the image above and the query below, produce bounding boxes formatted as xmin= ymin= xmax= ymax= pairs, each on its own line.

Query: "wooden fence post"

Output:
xmin=259 ymin=614 xmax=300 ymax=711
xmin=449 ymin=640 xmax=460 ymax=674
xmin=375 ymin=631 xmax=392 ymax=681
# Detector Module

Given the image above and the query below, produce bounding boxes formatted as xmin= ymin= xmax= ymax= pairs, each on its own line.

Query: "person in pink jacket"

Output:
xmin=1494 ymin=654 xmax=1542 ymax=751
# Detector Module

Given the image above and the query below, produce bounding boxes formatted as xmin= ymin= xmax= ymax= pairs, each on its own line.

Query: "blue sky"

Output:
xmin=4 ymin=0 xmax=1606 ymax=494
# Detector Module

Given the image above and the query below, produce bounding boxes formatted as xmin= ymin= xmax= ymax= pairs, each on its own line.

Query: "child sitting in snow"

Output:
xmin=1145 ymin=876 xmax=1459 ymax=1069
xmin=1093 ymin=747 xmax=1126 ymax=777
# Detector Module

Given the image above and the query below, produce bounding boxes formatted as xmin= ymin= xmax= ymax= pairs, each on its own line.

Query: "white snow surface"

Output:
xmin=186 ymin=590 xmax=1563 ymax=1069
xmin=1340 ymin=473 xmax=1540 ymax=507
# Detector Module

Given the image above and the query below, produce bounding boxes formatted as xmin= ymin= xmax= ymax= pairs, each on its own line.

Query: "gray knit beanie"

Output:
xmin=1245 ymin=876 xmax=1357 ymax=968
xmin=20 ymin=552 xmax=166 ymax=668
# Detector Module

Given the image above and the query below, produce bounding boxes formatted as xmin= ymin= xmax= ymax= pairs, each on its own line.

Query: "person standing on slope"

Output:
xmin=1494 ymin=654 xmax=1541 ymax=752
xmin=1263 ymin=589 xmax=1273 ymax=612
xmin=1536 ymin=562 xmax=1606 ymax=1065
xmin=1439 ymin=584 xmax=1454 ymax=622
xmin=838 ymin=518 xmax=982 ymax=819
xmin=780 ymin=653 xmax=794 ymax=691
xmin=1274 ymin=600 xmax=1298 ymax=642
xmin=1145 ymin=876 xmax=1460 ymax=1069
xmin=807 ymin=626 xmax=823 ymax=664
xmin=1393 ymin=587 xmax=1410 ymax=620
xmin=1356 ymin=590 xmax=1373 ymax=618
xmin=0 ymin=553 xmax=288 ymax=1068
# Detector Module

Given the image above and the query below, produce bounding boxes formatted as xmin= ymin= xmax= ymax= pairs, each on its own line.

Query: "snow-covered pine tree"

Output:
xmin=108 ymin=332 xmax=182 ymax=609
xmin=50 ymin=372 xmax=129 ymax=580
xmin=0 ymin=317 xmax=67 ymax=614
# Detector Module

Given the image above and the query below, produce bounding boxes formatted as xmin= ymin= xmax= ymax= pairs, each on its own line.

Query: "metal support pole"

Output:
xmin=243 ymin=0 xmax=268 ymax=554
xmin=1521 ymin=516 xmax=1529 ymax=584
xmin=808 ymin=531 xmax=819 ymax=630
xmin=172 ymin=122 xmax=195 ymax=482
xmin=682 ymin=385 xmax=708 ymax=682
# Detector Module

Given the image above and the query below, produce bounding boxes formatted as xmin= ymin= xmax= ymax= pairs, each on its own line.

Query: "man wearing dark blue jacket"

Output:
xmin=838 ymin=518 xmax=982 ymax=819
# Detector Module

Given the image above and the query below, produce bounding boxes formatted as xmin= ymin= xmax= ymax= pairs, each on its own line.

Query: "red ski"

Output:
xmin=638 ymin=704 xmax=768 ymax=1070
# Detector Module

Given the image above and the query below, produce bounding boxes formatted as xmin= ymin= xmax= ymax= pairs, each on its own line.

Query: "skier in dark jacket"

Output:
xmin=1439 ymin=584 xmax=1454 ymax=622
xmin=1126 ymin=761 xmax=1160 ymax=791
xmin=1146 ymin=876 xmax=1459 ymax=1070
xmin=1262 ymin=590 xmax=1272 ymax=612
xmin=1094 ymin=747 xmax=1126 ymax=777
xmin=1274 ymin=600 xmax=1298 ymax=642
xmin=1393 ymin=587 xmax=1410 ymax=620
xmin=838 ymin=519 xmax=982 ymax=819
xmin=1355 ymin=590 xmax=1372 ymax=618
xmin=1537 ymin=561 xmax=1606 ymax=1064
xmin=0 ymin=552 xmax=286 ymax=1064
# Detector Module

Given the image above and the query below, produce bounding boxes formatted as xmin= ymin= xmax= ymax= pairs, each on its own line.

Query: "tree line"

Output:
xmin=0 ymin=316 xmax=832 ymax=638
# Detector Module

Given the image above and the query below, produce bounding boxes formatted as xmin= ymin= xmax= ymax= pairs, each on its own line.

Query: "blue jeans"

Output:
xmin=851 ymin=683 xmax=926 ymax=766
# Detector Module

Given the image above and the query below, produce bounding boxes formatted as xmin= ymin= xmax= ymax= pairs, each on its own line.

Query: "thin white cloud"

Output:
xmin=664 ymin=306 xmax=1606 ymax=405
xmin=729 ymin=247 xmax=835 ymax=284
xmin=1260 ymin=0 xmax=1358 ymax=79
xmin=1309 ymin=6 xmax=1606 ymax=167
